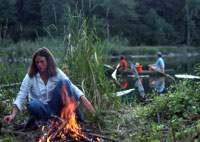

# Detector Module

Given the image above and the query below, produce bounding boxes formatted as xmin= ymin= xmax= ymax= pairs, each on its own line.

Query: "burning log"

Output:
xmin=51 ymin=120 xmax=68 ymax=140
xmin=39 ymin=82 xmax=116 ymax=142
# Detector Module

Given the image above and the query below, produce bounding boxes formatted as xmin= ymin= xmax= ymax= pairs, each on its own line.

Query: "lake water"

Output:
xmin=108 ymin=55 xmax=200 ymax=103
xmin=1 ymin=55 xmax=200 ymax=103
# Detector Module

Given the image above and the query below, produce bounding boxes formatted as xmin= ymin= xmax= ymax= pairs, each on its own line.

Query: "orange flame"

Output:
xmin=39 ymin=81 xmax=87 ymax=142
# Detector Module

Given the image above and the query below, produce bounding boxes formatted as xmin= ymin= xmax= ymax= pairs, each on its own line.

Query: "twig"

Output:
xmin=84 ymin=132 xmax=119 ymax=142
xmin=1 ymin=128 xmax=37 ymax=140
xmin=88 ymin=60 xmax=101 ymax=109
xmin=81 ymin=79 xmax=86 ymax=94
xmin=50 ymin=115 xmax=64 ymax=122
xmin=0 ymin=82 xmax=21 ymax=89
xmin=156 ymin=103 xmax=160 ymax=124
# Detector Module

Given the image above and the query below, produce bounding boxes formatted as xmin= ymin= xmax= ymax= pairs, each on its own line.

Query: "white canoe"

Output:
xmin=115 ymin=88 xmax=135 ymax=97
xmin=175 ymin=74 xmax=200 ymax=79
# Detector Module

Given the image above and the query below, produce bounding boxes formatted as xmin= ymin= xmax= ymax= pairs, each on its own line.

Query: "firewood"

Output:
xmin=50 ymin=115 xmax=64 ymax=122
xmin=40 ymin=123 xmax=58 ymax=142
xmin=51 ymin=120 xmax=68 ymax=140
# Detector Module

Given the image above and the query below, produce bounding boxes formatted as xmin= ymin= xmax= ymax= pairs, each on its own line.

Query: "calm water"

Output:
xmin=108 ymin=55 xmax=200 ymax=103
xmin=1 ymin=55 xmax=200 ymax=102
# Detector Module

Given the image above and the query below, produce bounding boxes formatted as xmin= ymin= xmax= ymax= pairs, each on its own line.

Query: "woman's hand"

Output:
xmin=80 ymin=95 xmax=95 ymax=113
xmin=2 ymin=106 xmax=18 ymax=125
xmin=2 ymin=114 xmax=16 ymax=125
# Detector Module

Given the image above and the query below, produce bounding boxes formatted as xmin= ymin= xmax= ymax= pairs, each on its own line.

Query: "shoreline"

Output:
xmin=106 ymin=52 xmax=200 ymax=59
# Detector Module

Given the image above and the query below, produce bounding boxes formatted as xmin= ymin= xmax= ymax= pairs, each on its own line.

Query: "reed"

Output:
xmin=0 ymin=61 xmax=26 ymax=85
xmin=64 ymin=8 xmax=118 ymax=112
xmin=42 ymin=6 xmax=120 ymax=126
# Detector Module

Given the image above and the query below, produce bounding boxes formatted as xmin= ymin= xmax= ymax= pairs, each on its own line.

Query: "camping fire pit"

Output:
xmin=39 ymin=83 xmax=116 ymax=142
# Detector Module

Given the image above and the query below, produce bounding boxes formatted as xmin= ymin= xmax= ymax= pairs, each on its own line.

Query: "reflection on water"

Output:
xmin=109 ymin=55 xmax=200 ymax=103
xmin=112 ymin=75 xmax=174 ymax=104
xmin=149 ymin=77 xmax=165 ymax=93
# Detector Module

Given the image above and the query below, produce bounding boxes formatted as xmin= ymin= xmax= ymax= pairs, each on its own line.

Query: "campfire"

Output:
xmin=38 ymin=82 xmax=102 ymax=142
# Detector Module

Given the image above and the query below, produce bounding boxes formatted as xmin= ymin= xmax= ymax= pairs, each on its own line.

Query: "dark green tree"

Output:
xmin=95 ymin=0 xmax=137 ymax=38
xmin=15 ymin=0 xmax=42 ymax=40
xmin=183 ymin=0 xmax=200 ymax=46
xmin=40 ymin=0 xmax=69 ymax=37
xmin=0 ymin=0 xmax=17 ymax=42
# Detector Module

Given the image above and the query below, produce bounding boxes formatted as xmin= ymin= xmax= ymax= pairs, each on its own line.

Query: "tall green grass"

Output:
xmin=64 ymin=9 xmax=119 ymax=112
xmin=0 ymin=62 xmax=27 ymax=85
xmin=42 ymin=8 xmax=121 ymax=128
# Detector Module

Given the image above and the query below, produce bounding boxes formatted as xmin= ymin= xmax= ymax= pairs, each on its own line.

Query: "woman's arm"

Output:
xmin=80 ymin=95 xmax=95 ymax=113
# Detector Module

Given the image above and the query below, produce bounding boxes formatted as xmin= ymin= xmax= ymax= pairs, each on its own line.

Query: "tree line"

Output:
xmin=1 ymin=0 xmax=200 ymax=46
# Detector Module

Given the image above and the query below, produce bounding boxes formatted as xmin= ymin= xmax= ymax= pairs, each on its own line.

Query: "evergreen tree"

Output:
xmin=183 ymin=0 xmax=200 ymax=46
xmin=0 ymin=0 xmax=17 ymax=42
xmin=40 ymin=0 xmax=68 ymax=37
xmin=15 ymin=0 xmax=42 ymax=40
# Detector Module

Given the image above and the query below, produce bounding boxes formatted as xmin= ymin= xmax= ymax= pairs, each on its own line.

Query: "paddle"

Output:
xmin=111 ymin=64 xmax=120 ymax=80
xmin=115 ymin=88 xmax=135 ymax=97
xmin=130 ymin=62 xmax=145 ymax=99
xmin=154 ymin=69 xmax=176 ymax=82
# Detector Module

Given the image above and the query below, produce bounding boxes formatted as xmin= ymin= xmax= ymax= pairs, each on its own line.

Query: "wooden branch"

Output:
xmin=1 ymin=128 xmax=37 ymax=140
xmin=0 ymin=82 xmax=21 ymax=89
xmin=50 ymin=115 xmax=63 ymax=122
xmin=156 ymin=103 xmax=160 ymax=124
xmin=84 ymin=132 xmax=119 ymax=142
xmin=130 ymin=63 xmax=145 ymax=99
xmin=51 ymin=121 xmax=68 ymax=140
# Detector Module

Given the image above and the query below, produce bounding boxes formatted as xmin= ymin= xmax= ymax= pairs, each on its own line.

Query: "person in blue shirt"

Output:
xmin=149 ymin=52 xmax=165 ymax=73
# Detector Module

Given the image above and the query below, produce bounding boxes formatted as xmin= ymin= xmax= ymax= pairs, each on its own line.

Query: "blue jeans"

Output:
xmin=24 ymin=79 xmax=84 ymax=128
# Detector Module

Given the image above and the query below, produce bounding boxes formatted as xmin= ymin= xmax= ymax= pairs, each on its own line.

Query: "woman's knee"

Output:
xmin=27 ymin=100 xmax=43 ymax=114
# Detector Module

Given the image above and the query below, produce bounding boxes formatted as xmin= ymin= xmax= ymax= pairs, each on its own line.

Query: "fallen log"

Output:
xmin=0 ymin=82 xmax=21 ymax=89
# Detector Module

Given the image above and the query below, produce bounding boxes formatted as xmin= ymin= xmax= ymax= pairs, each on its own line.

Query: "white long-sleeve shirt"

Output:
xmin=13 ymin=68 xmax=84 ymax=112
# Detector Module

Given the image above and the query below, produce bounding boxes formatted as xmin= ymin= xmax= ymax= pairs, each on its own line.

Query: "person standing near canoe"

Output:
xmin=118 ymin=56 xmax=128 ymax=70
xmin=149 ymin=52 xmax=165 ymax=73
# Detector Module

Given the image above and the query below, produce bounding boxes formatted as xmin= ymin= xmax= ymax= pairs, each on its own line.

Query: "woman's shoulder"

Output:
xmin=55 ymin=68 xmax=69 ymax=79
xmin=56 ymin=68 xmax=63 ymax=74
xmin=21 ymin=73 xmax=34 ymax=85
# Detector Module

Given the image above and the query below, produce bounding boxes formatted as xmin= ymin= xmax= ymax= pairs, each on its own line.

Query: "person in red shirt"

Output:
xmin=118 ymin=56 xmax=127 ymax=70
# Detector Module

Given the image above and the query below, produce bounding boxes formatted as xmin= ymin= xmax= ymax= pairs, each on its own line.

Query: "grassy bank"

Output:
xmin=109 ymin=45 xmax=200 ymax=56
xmin=104 ymin=39 xmax=200 ymax=56
xmin=1 ymin=38 xmax=200 ymax=60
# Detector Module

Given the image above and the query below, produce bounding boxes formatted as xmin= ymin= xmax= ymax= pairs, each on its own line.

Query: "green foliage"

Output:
xmin=0 ymin=0 xmax=17 ymax=43
xmin=15 ymin=0 xmax=42 ymax=40
xmin=137 ymin=80 xmax=200 ymax=141
xmin=40 ymin=0 xmax=69 ymax=37
xmin=0 ymin=62 xmax=26 ymax=84
xmin=0 ymin=88 xmax=19 ymax=117
xmin=148 ymin=81 xmax=200 ymax=121
xmin=2 ymin=0 xmax=200 ymax=46
xmin=64 ymin=9 xmax=117 ymax=112
xmin=194 ymin=63 xmax=200 ymax=76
